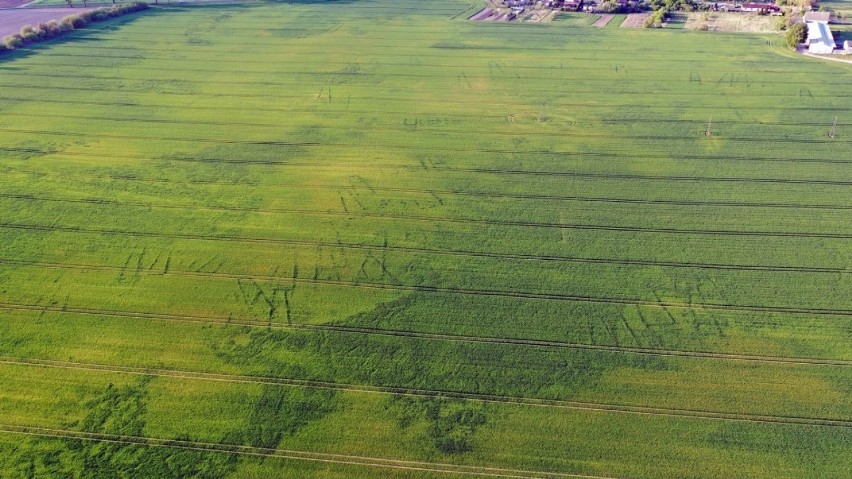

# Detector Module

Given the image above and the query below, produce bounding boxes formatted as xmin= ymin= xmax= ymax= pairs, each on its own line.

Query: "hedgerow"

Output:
xmin=2 ymin=2 xmax=148 ymax=51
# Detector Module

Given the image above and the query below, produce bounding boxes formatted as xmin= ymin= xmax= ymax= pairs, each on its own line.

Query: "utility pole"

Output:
xmin=828 ymin=116 xmax=837 ymax=139
xmin=704 ymin=115 xmax=712 ymax=137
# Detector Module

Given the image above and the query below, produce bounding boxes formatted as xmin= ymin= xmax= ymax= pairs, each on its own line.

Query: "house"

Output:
xmin=806 ymin=19 xmax=836 ymax=54
xmin=741 ymin=3 xmax=780 ymax=13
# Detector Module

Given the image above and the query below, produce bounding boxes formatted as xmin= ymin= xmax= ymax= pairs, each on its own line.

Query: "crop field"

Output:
xmin=821 ymin=0 xmax=852 ymax=14
xmin=0 ymin=0 xmax=850 ymax=477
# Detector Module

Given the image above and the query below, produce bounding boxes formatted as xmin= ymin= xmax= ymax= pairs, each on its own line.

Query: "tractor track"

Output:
xmin=6 ymin=255 xmax=851 ymax=315
xmin=6 ymin=157 xmax=852 ymax=190
xmin=2 ymin=126 xmax=852 ymax=163
xmin=4 ymin=110 xmax=852 ymax=135
xmin=0 ymin=424 xmax=612 ymax=479
xmin=3 ymin=94 xmax=852 ymax=125
xmin=4 ymin=189 xmax=852 ymax=215
xmin=1 ymin=357 xmax=850 ymax=426
xmin=3 ymin=192 xmax=852 ymax=241
xmin=4 ymin=210 xmax=852 ymax=243
xmin=0 ymin=300 xmax=849 ymax=367
xmin=4 ymin=143 xmax=852 ymax=170
xmin=5 ymin=64 xmax=852 ymax=102
xmin=6 ymin=76 xmax=852 ymax=102
xmin=2 ymin=222 xmax=850 ymax=276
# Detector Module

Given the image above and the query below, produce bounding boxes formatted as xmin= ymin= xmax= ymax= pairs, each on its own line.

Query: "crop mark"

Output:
xmin=238 ymin=277 xmax=296 ymax=325
xmin=619 ymin=310 xmax=640 ymax=346
xmin=117 ymin=248 xmax=147 ymax=284
xmin=634 ymin=307 xmax=665 ymax=348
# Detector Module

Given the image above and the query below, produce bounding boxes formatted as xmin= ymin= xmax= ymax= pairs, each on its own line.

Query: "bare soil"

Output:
xmin=684 ymin=12 xmax=777 ymax=33
xmin=593 ymin=14 xmax=614 ymax=27
xmin=620 ymin=13 xmax=650 ymax=28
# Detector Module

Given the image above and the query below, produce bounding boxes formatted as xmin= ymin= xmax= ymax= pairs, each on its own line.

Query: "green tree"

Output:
xmin=785 ymin=22 xmax=806 ymax=48
xmin=599 ymin=1 xmax=622 ymax=13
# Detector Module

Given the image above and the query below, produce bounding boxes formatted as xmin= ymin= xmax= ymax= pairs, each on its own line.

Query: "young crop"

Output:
xmin=0 ymin=1 xmax=849 ymax=478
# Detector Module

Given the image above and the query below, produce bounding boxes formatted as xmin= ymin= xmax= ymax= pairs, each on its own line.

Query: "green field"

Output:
xmin=0 ymin=0 xmax=850 ymax=477
xmin=821 ymin=0 xmax=852 ymax=15
xmin=552 ymin=12 xmax=600 ymax=25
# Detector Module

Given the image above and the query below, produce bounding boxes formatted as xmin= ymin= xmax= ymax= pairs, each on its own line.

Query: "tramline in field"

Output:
xmin=0 ymin=0 xmax=849 ymax=477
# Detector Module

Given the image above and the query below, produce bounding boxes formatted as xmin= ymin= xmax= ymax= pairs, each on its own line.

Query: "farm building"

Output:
xmin=741 ymin=3 xmax=780 ymax=13
xmin=806 ymin=19 xmax=836 ymax=54
xmin=845 ymin=40 xmax=852 ymax=54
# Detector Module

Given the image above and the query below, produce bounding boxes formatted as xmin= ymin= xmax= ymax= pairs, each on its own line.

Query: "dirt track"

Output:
xmin=0 ymin=7 xmax=93 ymax=37
xmin=620 ymin=12 xmax=649 ymax=28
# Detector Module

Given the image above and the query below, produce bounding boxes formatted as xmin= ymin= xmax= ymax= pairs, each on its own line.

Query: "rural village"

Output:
xmin=469 ymin=0 xmax=852 ymax=55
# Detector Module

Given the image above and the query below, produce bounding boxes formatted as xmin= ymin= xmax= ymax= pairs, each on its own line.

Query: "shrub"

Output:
xmin=644 ymin=8 xmax=667 ymax=28
xmin=21 ymin=31 xmax=39 ymax=43
xmin=59 ymin=17 xmax=76 ymax=31
xmin=44 ymin=20 xmax=65 ymax=36
xmin=4 ymin=34 xmax=24 ymax=49
xmin=66 ymin=14 xmax=88 ymax=28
